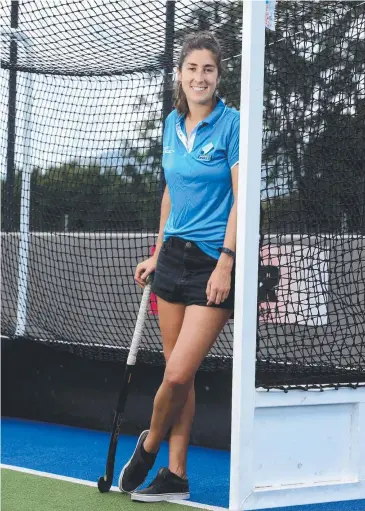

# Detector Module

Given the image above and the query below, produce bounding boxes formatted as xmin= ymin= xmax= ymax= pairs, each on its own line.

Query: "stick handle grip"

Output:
xmin=126 ymin=274 xmax=154 ymax=366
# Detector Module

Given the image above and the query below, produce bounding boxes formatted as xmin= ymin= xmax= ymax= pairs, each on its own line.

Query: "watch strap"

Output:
xmin=218 ymin=247 xmax=236 ymax=260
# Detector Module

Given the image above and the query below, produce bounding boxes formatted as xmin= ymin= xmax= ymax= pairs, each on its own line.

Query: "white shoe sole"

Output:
xmin=131 ymin=492 xmax=190 ymax=502
xmin=118 ymin=430 xmax=149 ymax=494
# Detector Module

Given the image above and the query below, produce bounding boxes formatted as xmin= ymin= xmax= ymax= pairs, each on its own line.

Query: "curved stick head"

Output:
xmin=97 ymin=476 xmax=112 ymax=493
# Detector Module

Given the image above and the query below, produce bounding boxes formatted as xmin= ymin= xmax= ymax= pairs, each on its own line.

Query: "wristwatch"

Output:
xmin=218 ymin=247 xmax=236 ymax=260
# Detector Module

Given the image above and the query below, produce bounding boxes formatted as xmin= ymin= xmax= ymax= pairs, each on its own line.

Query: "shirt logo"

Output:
xmin=198 ymin=142 xmax=214 ymax=161
xmin=202 ymin=142 xmax=214 ymax=154
xmin=163 ymin=146 xmax=175 ymax=154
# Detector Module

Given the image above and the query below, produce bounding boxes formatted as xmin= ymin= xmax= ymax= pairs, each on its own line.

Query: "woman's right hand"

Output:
xmin=134 ymin=256 xmax=157 ymax=288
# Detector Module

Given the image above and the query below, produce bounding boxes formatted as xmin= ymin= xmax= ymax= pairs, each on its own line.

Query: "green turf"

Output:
xmin=1 ymin=469 xmax=206 ymax=511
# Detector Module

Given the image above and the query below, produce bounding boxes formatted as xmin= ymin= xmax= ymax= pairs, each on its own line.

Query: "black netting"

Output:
xmin=1 ymin=1 xmax=364 ymax=389
xmin=259 ymin=1 xmax=365 ymax=389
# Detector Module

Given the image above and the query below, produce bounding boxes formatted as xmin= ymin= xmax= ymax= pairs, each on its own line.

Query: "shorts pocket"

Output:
xmin=201 ymin=252 xmax=217 ymax=263
xmin=154 ymin=252 xmax=177 ymax=294
xmin=195 ymin=246 xmax=218 ymax=264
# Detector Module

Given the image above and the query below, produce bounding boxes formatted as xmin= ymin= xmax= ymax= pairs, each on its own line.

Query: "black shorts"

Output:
xmin=151 ymin=236 xmax=235 ymax=313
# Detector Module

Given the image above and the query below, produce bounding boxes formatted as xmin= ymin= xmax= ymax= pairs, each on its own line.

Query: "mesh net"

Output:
xmin=1 ymin=0 xmax=365 ymax=389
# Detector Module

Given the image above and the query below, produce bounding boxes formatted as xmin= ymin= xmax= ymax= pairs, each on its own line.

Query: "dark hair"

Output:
xmin=174 ymin=31 xmax=222 ymax=115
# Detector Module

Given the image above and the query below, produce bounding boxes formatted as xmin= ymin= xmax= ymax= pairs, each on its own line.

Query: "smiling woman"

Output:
xmin=175 ymin=32 xmax=222 ymax=118
xmin=122 ymin=31 xmax=240 ymax=503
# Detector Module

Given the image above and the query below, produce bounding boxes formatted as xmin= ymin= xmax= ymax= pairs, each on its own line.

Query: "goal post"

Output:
xmin=230 ymin=2 xmax=365 ymax=509
xmin=2 ymin=26 xmax=34 ymax=337
xmin=230 ymin=0 xmax=266 ymax=508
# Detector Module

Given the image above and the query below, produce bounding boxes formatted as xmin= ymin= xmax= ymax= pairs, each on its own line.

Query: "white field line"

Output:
xmin=1 ymin=464 xmax=227 ymax=511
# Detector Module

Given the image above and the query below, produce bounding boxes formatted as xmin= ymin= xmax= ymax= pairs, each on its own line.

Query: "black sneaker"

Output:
xmin=118 ymin=430 xmax=157 ymax=493
xmin=131 ymin=467 xmax=190 ymax=502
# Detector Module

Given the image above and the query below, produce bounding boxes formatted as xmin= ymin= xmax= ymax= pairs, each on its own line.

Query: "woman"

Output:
xmin=119 ymin=31 xmax=239 ymax=502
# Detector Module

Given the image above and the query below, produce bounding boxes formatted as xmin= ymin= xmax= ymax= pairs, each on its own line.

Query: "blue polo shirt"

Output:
xmin=162 ymin=97 xmax=239 ymax=260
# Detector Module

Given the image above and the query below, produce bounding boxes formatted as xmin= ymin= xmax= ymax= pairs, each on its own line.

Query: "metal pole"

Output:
xmin=6 ymin=0 xmax=19 ymax=232
xmin=159 ymin=0 xmax=175 ymax=197
xmin=15 ymin=65 xmax=33 ymax=337
xmin=229 ymin=1 xmax=266 ymax=508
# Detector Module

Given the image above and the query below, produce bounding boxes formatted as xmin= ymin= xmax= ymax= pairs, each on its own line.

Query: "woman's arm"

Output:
xmin=153 ymin=185 xmax=171 ymax=260
xmin=206 ymin=164 xmax=238 ymax=305
xmin=216 ymin=163 xmax=239 ymax=271
xmin=135 ymin=185 xmax=171 ymax=287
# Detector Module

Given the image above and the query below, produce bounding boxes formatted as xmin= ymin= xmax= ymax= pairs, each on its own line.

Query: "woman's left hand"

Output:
xmin=206 ymin=266 xmax=232 ymax=306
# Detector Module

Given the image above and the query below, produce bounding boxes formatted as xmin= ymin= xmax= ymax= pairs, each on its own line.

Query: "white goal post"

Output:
xmin=230 ymin=2 xmax=365 ymax=510
xmin=1 ymin=28 xmax=34 ymax=337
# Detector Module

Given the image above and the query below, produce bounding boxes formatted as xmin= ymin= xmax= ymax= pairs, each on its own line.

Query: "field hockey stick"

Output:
xmin=97 ymin=273 xmax=154 ymax=493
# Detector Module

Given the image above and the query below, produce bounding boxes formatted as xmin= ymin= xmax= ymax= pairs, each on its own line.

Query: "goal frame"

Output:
xmin=230 ymin=2 xmax=365 ymax=509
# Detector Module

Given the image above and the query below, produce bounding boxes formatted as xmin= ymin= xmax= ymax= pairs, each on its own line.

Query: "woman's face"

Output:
xmin=178 ymin=49 xmax=219 ymax=108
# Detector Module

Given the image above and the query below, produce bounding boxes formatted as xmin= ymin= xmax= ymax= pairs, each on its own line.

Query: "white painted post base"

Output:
xmin=233 ymin=387 xmax=365 ymax=510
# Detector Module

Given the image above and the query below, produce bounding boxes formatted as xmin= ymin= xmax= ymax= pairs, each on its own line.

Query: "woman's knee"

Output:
xmin=164 ymin=363 xmax=194 ymax=389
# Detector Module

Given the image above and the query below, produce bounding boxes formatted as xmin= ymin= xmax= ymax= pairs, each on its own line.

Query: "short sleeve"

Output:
xmin=162 ymin=111 xmax=172 ymax=145
xmin=227 ymin=113 xmax=240 ymax=170
xmin=162 ymin=111 xmax=174 ymax=171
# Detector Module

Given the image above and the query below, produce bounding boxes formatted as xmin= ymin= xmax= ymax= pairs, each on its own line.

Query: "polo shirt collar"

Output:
xmin=176 ymin=96 xmax=226 ymax=128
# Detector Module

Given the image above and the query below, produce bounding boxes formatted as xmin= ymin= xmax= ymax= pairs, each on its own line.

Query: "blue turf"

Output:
xmin=1 ymin=418 xmax=364 ymax=511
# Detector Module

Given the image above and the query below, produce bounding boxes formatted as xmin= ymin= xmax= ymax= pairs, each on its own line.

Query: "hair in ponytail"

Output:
xmin=174 ymin=31 xmax=222 ymax=116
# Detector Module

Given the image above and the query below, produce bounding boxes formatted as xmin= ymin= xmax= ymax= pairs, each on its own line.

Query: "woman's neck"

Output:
xmin=187 ymin=96 xmax=217 ymax=123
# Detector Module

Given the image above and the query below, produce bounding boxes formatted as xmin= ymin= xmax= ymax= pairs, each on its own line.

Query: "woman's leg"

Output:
xmin=119 ymin=296 xmax=186 ymax=493
xmin=143 ymin=305 xmax=232 ymax=462
xmin=167 ymin=385 xmax=194 ymax=478
xmin=154 ymin=297 xmax=195 ymax=478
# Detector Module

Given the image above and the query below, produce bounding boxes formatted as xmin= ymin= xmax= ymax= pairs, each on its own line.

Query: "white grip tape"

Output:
xmin=126 ymin=282 xmax=152 ymax=366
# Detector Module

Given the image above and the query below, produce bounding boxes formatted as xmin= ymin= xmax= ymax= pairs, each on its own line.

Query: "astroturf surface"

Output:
xmin=2 ymin=419 xmax=365 ymax=511
xmin=1 ymin=469 xmax=205 ymax=511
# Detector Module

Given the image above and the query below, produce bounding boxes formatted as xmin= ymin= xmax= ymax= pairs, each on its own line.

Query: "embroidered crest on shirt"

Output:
xmin=198 ymin=142 xmax=214 ymax=161
xmin=163 ymin=146 xmax=175 ymax=154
